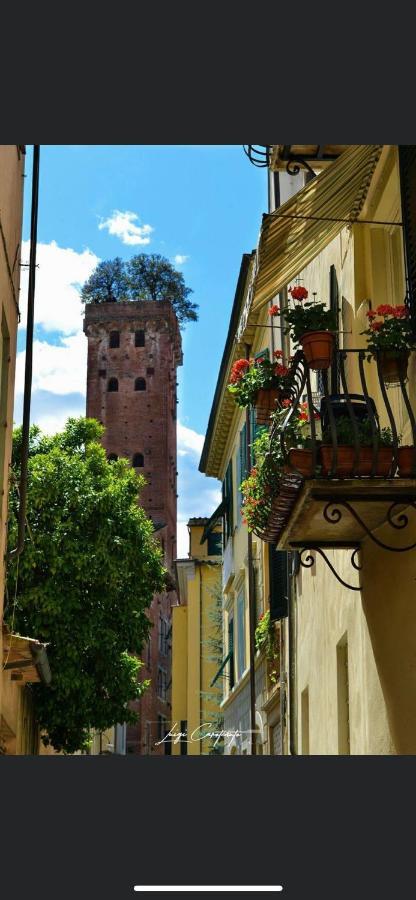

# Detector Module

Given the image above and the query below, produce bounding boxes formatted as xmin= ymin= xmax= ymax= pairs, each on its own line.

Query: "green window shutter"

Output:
xmin=228 ymin=617 xmax=235 ymax=690
xmin=269 ymin=546 xmax=289 ymax=621
xmin=222 ymin=460 xmax=234 ymax=541
xmin=237 ymin=423 xmax=247 ymax=521
xmin=237 ymin=590 xmax=246 ymax=680
xmin=226 ymin=460 xmax=233 ymax=536
xmin=254 ymin=347 xmax=270 ymax=361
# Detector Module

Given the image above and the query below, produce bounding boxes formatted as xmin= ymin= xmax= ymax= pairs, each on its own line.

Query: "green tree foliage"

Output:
xmin=81 ymin=253 xmax=199 ymax=326
xmin=80 ymin=257 xmax=129 ymax=303
xmin=6 ymin=418 xmax=165 ymax=754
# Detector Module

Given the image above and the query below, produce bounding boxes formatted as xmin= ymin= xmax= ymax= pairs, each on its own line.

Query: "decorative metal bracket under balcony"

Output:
xmin=255 ymin=347 xmax=416 ymax=587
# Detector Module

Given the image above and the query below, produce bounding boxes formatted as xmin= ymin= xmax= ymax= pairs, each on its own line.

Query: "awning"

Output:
xmin=249 ymin=144 xmax=383 ymax=313
xmin=200 ymin=498 xmax=227 ymax=544
xmin=2 ymin=628 xmax=51 ymax=685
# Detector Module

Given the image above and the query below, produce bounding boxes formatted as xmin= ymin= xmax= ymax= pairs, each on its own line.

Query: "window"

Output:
xmin=135 ymin=330 xmax=145 ymax=347
xmin=135 ymin=377 xmax=146 ymax=391
xmin=228 ymin=617 xmax=235 ymax=690
xmin=107 ymin=377 xmax=118 ymax=392
xmin=301 ymin=687 xmax=310 ymax=755
xmin=157 ymin=666 xmax=167 ymax=701
xmin=207 ymin=531 xmax=222 ymax=556
xmin=222 ymin=459 xmax=233 ymax=546
xmin=99 ymin=368 xmax=106 ymax=378
xmin=109 ymin=331 xmax=120 ymax=348
xmin=157 ymin=714 xmax=167 ymax=742
xmin=144 ymin=721 xmax=152 ymax=754
xmin=107 ymin=453 xmax=118 ymax=462
xmin=337 ymin=635 xmax=350 ymax=755
xmin=132 ymin=452 xmax=144 ymax=468
xmin=236 ymin=589 xmax=246 ymax=681
xmin=269 ymin=547 xmax=288 ymax=621
xmin=158 ymin=616 xmax=169 ymax=656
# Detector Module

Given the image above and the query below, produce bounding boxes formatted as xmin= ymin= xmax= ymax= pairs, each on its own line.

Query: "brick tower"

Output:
xmin=83 ymin=300 xmax=182 ymax=754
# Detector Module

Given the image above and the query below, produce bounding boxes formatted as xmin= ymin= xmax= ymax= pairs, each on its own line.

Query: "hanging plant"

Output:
xmin=255 ymin=610 xmax=280 ymax=684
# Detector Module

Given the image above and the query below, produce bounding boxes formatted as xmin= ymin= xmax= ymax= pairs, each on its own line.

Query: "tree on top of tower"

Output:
xmin=80 ymin=257 xmax=129 ymax=303
xmin=81 ymin=253 xmax=199 ymax=326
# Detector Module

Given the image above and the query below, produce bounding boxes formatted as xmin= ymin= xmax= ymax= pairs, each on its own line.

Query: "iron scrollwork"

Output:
xmin=299 ymin=546 xmax=362 ymax=592
xmin=323 ymin=500 xmax=416 ymax=552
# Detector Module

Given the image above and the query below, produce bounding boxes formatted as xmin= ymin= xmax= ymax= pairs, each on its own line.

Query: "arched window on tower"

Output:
xmin=134 ymin=377 xmax=146 ymax=391
xmin=108 ymin=377 xmax=119 ymax=392
xmin=108 ymin=453 xmax=118 ymax=462
xmin=135 ymin=330 xmax=145 ymax=347
xmin=109 ymin=331 xmax=120 ymax=348
xmin=132 ymin=452 xmax=144 ymax=468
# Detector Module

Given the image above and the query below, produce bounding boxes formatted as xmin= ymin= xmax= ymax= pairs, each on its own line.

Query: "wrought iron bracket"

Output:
xmin=285 ymin=156 xmax=316 ymax=178
xmin=298 ymin=546 xmax=362 ymax=592
xmin=323 ymin=499 xmax=416 ymax=552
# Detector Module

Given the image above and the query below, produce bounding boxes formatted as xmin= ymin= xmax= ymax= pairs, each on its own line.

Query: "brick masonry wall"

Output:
xmin=84 ymin=301 xmax=182 ymax=754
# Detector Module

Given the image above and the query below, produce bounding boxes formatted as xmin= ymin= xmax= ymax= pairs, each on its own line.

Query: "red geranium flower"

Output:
xmin=229 ymin=358 xmax=250 ymax=384
xmin=268 ymin=304 xmax=280 ymax=316
xmin=366 ymin=309 xmax=377 ymax=319
xmin=370 ymin=321 xmax=382 ymax=331
xmin=392 ymin=305 xmax=409 ymax=318
xmin=289 ymin=285 xmax=309 ymax=301
xmin=376 ymin=304 xmax=395 ymax=316
xmin=273 ymin=349 xmax=283 ymax=358
xmin=274 ymin=364 xmax=289 ymax=377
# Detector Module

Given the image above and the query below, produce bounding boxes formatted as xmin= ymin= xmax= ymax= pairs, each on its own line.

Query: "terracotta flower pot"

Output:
xmin=288 ymin=448 xmax=314 ymax=478
xmin=354 ymin=447 xmax=393 ymax=477
xmin=300 ymin=331 xmax=335 ymax=370
xmin=255 ymin=387 xmax=281 ymax=425
xmin=397 ymin=445 xmax=416 ymax=477
xmin=378 ymin=350 xmax=409 ymax=385
xmin=320 ymin=445 xmax=393 ymax=477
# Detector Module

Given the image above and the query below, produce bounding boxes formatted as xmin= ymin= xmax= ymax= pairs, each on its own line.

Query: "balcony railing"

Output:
xmin=254 ymin=348 xmax=416 ymax=561
xmin=277 ymin=348 xmax=416 ymax=480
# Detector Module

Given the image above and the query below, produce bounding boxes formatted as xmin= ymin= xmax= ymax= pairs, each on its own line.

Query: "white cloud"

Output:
xmin=98 ymin=210 xmax=153 ymax=246
xmin=176 ymin=420 xmax=222 ymax=558
xmin=15 ymin=332 xmax=87 ymax=397
xmin=173 ymin=254 xmax=189 ymax=265
xmin=177 ymin=421 xmax=204 ymax=456
xmin=19 ymin=240 xmax=99 ymax=335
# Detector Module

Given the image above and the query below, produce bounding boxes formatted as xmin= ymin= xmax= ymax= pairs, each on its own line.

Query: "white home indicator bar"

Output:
xmin=134 ymin=888 xmax=283 ymax=893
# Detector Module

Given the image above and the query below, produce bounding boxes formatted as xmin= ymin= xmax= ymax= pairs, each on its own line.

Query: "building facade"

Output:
xmin=199 ymin=256 xmax=287 ymax=755
xmin=172 ymin=518 xmax=222 ymax=755
xmin=201 ymin=144 xmax=416 ymax=755
xmin=84 ymin=299 xmax=182 ymax=754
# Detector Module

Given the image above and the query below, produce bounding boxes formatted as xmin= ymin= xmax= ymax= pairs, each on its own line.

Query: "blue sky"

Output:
xmin=15 ymin=145 xmax=267 ymax=554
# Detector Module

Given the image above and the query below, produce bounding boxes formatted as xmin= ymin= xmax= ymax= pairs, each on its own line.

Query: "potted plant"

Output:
xmin=269 ymin=286 xmax=337 ymax=370
xmin=361 ymin=304 xmax=415 ymax=385
xmin=255 ymin=609 xmax=280 ymax=685
xmin=320 ymin=416 xmax=395 ymax=477
xmin=272 ymin=399 xmax=320 ymax=478
xmin=227 ymin=351 xmax=292 ymax=425
xmin=397 ymin=445 xmax=416 ymax=477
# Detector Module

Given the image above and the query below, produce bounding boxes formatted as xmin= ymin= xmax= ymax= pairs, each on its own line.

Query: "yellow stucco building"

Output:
xmin=171 ymin=518 xmax=222 ymax=754
xmin=201 ymin=144 xmax=416 ymax=755
xmin=0 ymin=146 xmax=54 ymax=756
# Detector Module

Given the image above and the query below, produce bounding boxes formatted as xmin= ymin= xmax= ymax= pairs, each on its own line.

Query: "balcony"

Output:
xmin=251 ymin=348 xmax=416 ymax=574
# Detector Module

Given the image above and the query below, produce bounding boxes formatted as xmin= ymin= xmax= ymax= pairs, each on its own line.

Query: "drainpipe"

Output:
xmin=245 ymin=343 xmax=257 ymax=755
xmin=9 ymin=145 xmax=40 ymax=560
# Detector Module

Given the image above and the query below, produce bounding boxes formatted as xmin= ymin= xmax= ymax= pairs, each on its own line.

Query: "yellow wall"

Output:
xmin=0 ymin=147 xmax=25 ymax=745
xmin=172 ymin=524 xmax=222 ymax=754
xmin=285 ymin=146 xmax=412 ymax=754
